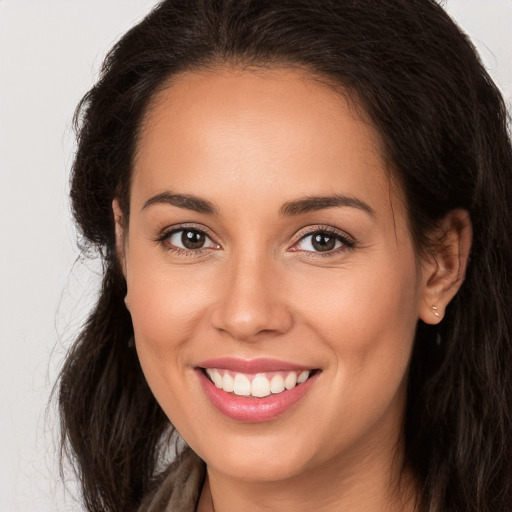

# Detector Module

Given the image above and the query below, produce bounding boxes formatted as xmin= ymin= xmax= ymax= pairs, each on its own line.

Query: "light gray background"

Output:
xmin=0 ymin=1 xmax=511 ymax=511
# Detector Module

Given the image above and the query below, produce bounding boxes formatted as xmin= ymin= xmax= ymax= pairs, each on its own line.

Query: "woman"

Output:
xmin=59 ymin=1 xmax=512 ymax=511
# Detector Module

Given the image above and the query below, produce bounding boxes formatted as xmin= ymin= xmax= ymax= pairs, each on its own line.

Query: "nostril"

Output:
xmin=210 ymin=305 xmax=294 ymax=342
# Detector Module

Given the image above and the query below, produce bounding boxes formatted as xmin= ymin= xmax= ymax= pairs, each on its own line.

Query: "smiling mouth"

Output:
xmin=201 ymin=368 xmax=318 ymax=398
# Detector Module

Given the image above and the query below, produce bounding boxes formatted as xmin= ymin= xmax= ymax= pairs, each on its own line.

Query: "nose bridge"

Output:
xmin=211 ymin=247 xmax=292 ymax=340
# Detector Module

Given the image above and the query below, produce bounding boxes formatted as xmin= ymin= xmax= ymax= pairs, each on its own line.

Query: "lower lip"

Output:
xmin=197 ymin=369 xmax=318 ymax=422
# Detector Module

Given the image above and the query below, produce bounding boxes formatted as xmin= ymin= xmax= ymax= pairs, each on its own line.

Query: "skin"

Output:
xmin=114 ymin=67 xmax=471 ymax=511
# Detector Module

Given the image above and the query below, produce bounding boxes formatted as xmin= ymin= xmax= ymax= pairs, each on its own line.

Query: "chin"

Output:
xmin=191 ymin=429 xmax=319 ymax=483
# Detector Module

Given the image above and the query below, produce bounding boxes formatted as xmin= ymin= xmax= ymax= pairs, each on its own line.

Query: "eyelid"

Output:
xmin=156 ymin=223 xmax=221 ymax=251
xmin=289 ymin=225 xmax=355 ymax=253
xmin=154 ymin=223 xmax=354 ymax=255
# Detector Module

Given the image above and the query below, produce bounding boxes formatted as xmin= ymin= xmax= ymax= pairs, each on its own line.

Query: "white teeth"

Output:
xmin=233 ymin=373 xmax=251 ymax=396
xmin=204 ymin=368 xmax=312 ymax=397
xmin=284 ymin=372 xmax=298 ymax=390
xmin=297 ymin=370 xmax=310 ymax=384
xmin=270 ymin=374 xmax=285 ymax=393
xmin=206 ymin=368 xmax=223 ymax=388
xmin=251 ymin=374 xmax=272 ymax=397
xmin=223 ymin=372 xmax=234 ymax=392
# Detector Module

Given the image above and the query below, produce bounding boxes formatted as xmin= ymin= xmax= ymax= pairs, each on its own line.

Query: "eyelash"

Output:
xmin=290 ymin=226 xmax=355 ymax=257
xmin=156 ymin=224 xmax=219 ymax=257
xmin=156 ymin=224 xmax=355 ymax=257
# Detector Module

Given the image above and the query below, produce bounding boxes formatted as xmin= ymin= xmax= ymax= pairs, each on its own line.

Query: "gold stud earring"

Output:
xmin=432 ymin=305 xmax=440 ymax=318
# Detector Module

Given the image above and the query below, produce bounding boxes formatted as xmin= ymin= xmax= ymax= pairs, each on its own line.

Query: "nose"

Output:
xmin=210 ymin=254 xmax=293 ymax=342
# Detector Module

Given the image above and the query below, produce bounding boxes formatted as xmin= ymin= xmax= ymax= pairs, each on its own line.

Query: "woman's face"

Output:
xmin=118 ymin=67 xmax=433 ymax=482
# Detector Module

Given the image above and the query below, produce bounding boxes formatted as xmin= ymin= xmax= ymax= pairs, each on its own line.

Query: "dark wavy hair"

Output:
xmin=59 ymin=1 xmax=512 ymax=511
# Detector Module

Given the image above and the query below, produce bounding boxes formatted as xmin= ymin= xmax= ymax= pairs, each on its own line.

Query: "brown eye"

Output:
xmin=293 ymin=229 xmax=352 ymax=254
xmin=165 ymin=228 xmax=219 ymax=251
xmin=181 ymin=230 xmax=206 ymax=249
xmin=311 ymin=233 xmax=336 ymax=252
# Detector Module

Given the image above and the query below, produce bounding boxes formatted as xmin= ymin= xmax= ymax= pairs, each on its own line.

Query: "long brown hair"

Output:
xmin=60 ymin=1 xmax=512 ymax=511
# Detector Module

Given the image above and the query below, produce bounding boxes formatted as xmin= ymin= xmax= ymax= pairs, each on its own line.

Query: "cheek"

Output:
xmin=126 ymin=243 xmax=212 ymax=344
xmin=292 ymin=254 xmax=420 ymax=410
xmin=126 ymin=267 xmax=211 ymax=429
xmin=295 ymin=255 xmax=420 ymax=340
xmin=124 ymin=246 xmax=214 ymax=400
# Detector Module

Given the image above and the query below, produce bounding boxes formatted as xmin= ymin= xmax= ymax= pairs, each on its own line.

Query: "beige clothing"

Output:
xmin=139 ymin=448 xmax=205 ymax=512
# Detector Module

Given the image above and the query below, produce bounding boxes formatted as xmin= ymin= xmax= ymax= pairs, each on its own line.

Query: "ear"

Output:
xmin=112 ymin=199 xmax=127 ymax=278
xmin=418 ymin=209 xmax=472 ymax=324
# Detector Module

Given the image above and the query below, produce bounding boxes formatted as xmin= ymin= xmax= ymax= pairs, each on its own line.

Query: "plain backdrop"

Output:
xmin=0 ymin=1 xmax=511 ymax=511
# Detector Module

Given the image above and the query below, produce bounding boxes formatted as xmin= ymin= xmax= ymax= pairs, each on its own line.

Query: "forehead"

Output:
xmin=132 ymin=66 xmax=398 ymax=219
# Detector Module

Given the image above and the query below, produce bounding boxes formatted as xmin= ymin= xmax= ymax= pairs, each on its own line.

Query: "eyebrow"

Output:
xmin=280 ymin=194 xmax=375 ymax=217
xmin=142 ymin=192 xmax=217 ymax=214
xmin=142 ymin=191 xmax=375 ymax=217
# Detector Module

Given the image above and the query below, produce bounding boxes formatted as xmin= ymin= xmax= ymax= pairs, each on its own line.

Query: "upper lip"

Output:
xmin=196 ymin=357 xmax=315 ymax=373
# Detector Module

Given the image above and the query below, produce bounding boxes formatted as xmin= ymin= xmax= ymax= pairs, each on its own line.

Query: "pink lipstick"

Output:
xmin=196 ymin=358 xmax=319 ymax=422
